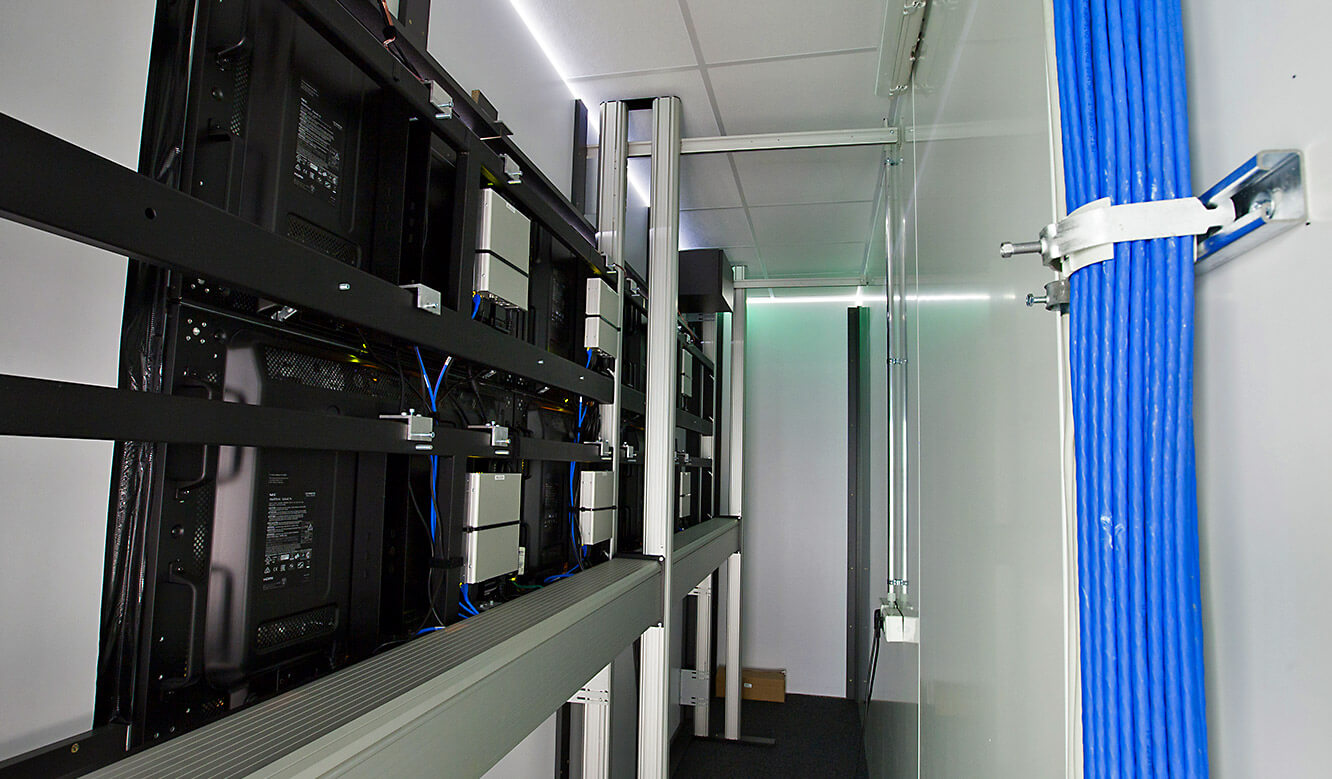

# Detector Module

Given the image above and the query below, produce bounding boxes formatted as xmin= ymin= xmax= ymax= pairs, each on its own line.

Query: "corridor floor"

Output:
xmin=673 ymin=694 xmax=869 ymax=778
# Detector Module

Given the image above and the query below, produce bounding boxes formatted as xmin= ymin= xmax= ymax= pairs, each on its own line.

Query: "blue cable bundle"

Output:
xmin=1052 ymin=0 xmax=1208 ymax=775
xmin=414 ymin=347 xmax=451 ymax=543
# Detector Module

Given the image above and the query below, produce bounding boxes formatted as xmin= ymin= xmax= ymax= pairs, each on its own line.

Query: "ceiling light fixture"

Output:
xmin=747 ymin=289 xmax=993 ymax=305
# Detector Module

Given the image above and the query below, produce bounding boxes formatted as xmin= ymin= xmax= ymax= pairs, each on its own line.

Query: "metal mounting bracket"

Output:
xmin=467 ymin=423 xmax=511 ymax=454
xmin=1026 ymin=278 xmax=1069 ymax=312
xmin=499 ymin=154 xmax=522 ymax=184
xmin=379 ymin=412 xmax=434 ymax=442
xmin=1196 ymin=149 xmax=1306 ymax=272
xmin=677 ymin=669 xmax=710 ymax=707
xmin=1002 ymin=196 xmax=1234 ymax=275
xmin=1002 ymin=149 xmax=1306 ymax=277
xmin=426 ymin=81 xmax=453 ymax=120
xmin=400 ymin=283 xmax=442 ymax=315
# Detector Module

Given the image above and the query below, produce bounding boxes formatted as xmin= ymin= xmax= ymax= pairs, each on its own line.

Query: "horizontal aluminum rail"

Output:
xmin=91 ymin=559 xmax=660 ymax=779
xmin=671 ymin=518 xmax=741 ymax=601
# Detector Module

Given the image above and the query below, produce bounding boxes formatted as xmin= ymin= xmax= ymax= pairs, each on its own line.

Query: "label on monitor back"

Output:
xmin=262 ymin=471 xmax=315 ymax=591
xmin=292 ymin=79 xmax=343 ymax=207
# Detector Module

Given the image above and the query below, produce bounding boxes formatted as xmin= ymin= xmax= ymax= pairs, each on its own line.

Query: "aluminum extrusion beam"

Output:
xmin=724 ymin=552 xmax=743 ymax=740
xmin=734 ymin=276 xmax=869 ymax=289
xmin=598 ymin=100 xmax=629 ymax=560
xmin=575 ymin=99 xmax=630 ymax=779
xmin=724 ymin=265 xmax=747 ymax=740
xmin=691 ymin=577 xmax=714 ymax=738
xmin=0 ymin=112 xmax=611 ymax=402
xmin=671 ymin=518 xmax=740 ymax=603
xmin=90 ymin=559 xmax=660 ymax=779
xmin=637 ymin=95 xmax=682 ymax=779
xmin=621 ymin=126 xmax=900 ymax=157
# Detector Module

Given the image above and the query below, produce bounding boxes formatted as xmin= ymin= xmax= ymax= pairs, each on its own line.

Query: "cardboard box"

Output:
xmin=713 ymin=667 xmax=786 ymax=703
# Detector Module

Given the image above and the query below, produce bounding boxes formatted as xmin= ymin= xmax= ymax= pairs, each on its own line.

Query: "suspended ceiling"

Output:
xmin=511 ymin=0 xmax=903 ymax=281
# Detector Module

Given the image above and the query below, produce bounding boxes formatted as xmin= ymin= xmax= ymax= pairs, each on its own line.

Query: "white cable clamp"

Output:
xmin=1043 ymin=196 xmax=1234 ymax=275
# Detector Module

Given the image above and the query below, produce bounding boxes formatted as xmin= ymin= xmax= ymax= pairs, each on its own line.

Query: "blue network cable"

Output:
xmin=413 ymin=347 xmax=452 ymax=543
xmin=566 ymin=350 xmax=596 ymax=572
xmin=460 ymin=583 xmax=480 ymax=616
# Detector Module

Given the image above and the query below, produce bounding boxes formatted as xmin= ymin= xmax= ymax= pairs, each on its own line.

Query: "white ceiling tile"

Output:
xmin=684 ymin=0 xmax=884 ymax=64
xmin=510 ymin=0 xmax=696 ymax=79
xmin=750 ymin=201 xmax=874 ymax=246
xmin=708 ymin=51 xmax=895 ymax=134
xmin=572 ymin=69 xmax=721 ymax=136
xmin=734 ymin=146 xmax=883 ymax=207
xmin=759 ymin=242 xmax=867 ymax=276
xmin=681 ymin=155 xmax=743 ymax=210
xmin=681 ymin=208 xmax=754 ymax=249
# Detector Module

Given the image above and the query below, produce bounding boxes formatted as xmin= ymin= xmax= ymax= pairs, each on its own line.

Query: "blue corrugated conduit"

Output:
xmin=1052 ymin=0 xmax=1208 ymax=775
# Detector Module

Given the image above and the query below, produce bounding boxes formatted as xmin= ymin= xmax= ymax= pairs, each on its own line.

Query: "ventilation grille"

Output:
xmin=262 ymin=347 xmax=399 ymax=401
xmin=285 ymin=214 xmax=359 ymax=267
xmin=188 ymin=484 xmax=214 ymax=577
xmin=228 ymin=53 xmax=252 ymax=137
xmin=255 ymin=605 xmax=338 ymax=652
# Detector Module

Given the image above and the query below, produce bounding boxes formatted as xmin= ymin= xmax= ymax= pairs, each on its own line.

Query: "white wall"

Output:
xmin=0 ymin=1 xmax=155 ymax=760
xmin=742 ymin=299 xmax=850 ymax=696
xmin=1183 ymin=3 xmax=1332 ymax=776
xmin=428 ymin=3 xmax=576 ymax=197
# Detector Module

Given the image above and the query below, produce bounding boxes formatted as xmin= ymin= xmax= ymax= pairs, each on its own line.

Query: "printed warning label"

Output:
xmin=262 ymin=471 xmax=315 ymax=591
xmin=292 ymin=79 xmax=343 ymax=207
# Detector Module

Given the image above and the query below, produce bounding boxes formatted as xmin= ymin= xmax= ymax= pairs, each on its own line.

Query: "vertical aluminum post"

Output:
xmin=692 ymin=577 xmax=713 ymax=737
xmin=636 ymin=95 xmax=682 ymax=779
xmin=575 ymin=101 xmax=627 ymax=779
xmin=695 ymin=319 xmax=718 ymax=739
xmin=570 ymin=665 xmax=613 ymax=779
xmin=723 ymin=265 xmax=746 ymax=740
xmin=596 ymin=100 xmax=629 ymax=559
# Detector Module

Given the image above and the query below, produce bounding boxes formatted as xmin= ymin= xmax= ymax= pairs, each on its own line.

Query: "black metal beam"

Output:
xmin=0 ymin=113 xmax=613 ymax=403
xmin=681 ymin=336 xmax=715 ymax=375
xmin=675 ymin=409 xmax=713 ymax=436
xmin=0 ymin=374 xmax=606 ymax=462
xmin=520 ymin=437 xmax=606 ymax=464
xmin=622 ymin=387 xmax=647 ymax=418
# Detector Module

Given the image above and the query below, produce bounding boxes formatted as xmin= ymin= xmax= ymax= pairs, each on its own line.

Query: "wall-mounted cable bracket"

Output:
xmin=1001 ymin=149 xmax=1306 ymax=277
xmin=1002 ymin=196 xmax=1233 ymax=275
xmin=1195 ymin=149 xmax=1306 ymax=273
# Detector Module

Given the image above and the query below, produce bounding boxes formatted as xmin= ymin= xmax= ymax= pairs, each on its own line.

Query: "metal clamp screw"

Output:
xmin=1000 ymin=240 xmax=1044 ymax=258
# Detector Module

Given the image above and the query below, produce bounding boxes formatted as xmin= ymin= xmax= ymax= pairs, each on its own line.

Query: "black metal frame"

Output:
xmin=846 ymin=307 xmax=872 ymax=701
xmin=291 ymin=0 xmax=601 ymax=266
xmin=0 ymin=0 xmax=632 ymax=766
xmin=0 ymin=114 xmax=611 ymax=403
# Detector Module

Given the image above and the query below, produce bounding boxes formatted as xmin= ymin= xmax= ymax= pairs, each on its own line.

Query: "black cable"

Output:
xmin=863 ymin=608 xmax=884 ymax=725
xmin=405 ymin=468 xmax=447 ymax=631
xmin=354 ymin=328 xmax=431 ymax=411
